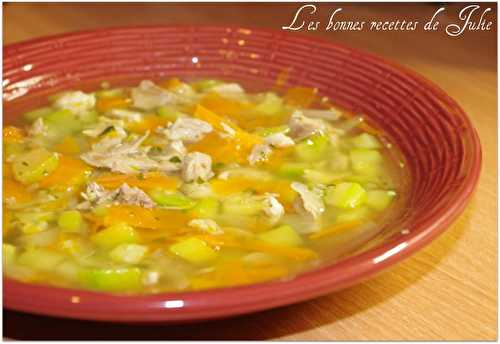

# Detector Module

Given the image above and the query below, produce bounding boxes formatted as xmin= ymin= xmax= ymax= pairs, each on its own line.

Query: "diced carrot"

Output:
xmin=3 ymin=179 xmax=33 ymax=204
xmin=102 ymin=205 xmax=191 ymax=231
xmin=193 ymin=105 xmax=262 ymax=148
xmin=95 ymin=172 xmax=179 ymax=191
xmin=126 ymin=115 xmax=171 ymax=134
xmin=3 ymin=126 xmax=25 ymax=143
xmin=211 ymin=177 xmax=296 ymax=205
xmin=39 ymin=155 xmax=92 ymax=189
xmin=158 ymin=78 xmax=183 ymax=90
xmin=284 ymin=87 xmax=318 ymax=108
xmin=273 ymin=67 xmax=292 ymax=92
xmin=309 ymin=220 xmax=362 ymax=240
xmin=189 ymin=132 xmax=246 ymax=164
xmin=95 ymin=96 xmax=131 ymax=113
xmin=54 ymin=136 xmax=81 ymax=155
xmin=200 ymin=93 xmax=251 ymax=118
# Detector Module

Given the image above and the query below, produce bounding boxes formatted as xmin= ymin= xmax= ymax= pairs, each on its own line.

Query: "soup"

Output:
xmin=3 ymin=78 xmax=403 ymax=293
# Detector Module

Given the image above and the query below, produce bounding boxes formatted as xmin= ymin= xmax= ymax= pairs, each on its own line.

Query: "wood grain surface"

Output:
xmin=2 ymin=3 xmax=497 ymax=340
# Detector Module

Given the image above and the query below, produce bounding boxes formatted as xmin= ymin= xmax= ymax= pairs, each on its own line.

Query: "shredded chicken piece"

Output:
xmin=262 ymin=193 xmax=285 ymax=224
xmin=151 ymin=140 xmax=187 ymax=173
xmin=264 ymin=132 xmax=294 ymax=148
xmin=181 ymin=152 xmax=214 ymax=182
xmin=288 ymin=111 xmax=326 ymax=141
xmin=78 ymin=182 xmax=154 ymax=209
xmin=301 ymin=108 xmax=342 ymax=121
xmin=291 ymin=182 xmax=325 ymax=219
xmin=210 ymin=83 xmax=245 ymax=98
xmin=54 ymin=91 xmax=96 ymax=114
xmin=164 ymin=118 xmax=212 ymax=143
xmin=108 ymin=109 xmax=142 ymax=122
xmin=28 ymin=118 xmax=47 ymax=136
xmin=82 ymin=117 xmax=125 ymax=138
xmin=248 ymin=144 xmax=272 ymax=165
xmin=81 ymin=132 xmax=158 ymax=174
xmin=131 ymin=80 xmax=173 ymax=110
xmin=219 ymin=122 xmax=236 ymax=138
xmin=180 ymin=182 xmax=213 ymax=199
xmin=188 ymin=219 xmax=223 ymax=235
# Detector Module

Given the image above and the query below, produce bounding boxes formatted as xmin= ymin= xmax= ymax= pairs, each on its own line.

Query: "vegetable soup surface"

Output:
xmin=3 ymin=78 xmax=404 ymax=293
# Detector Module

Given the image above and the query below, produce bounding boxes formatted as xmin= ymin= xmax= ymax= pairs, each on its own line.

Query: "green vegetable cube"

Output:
xmin=169 ymin=237 xmax=217 ymax=264
xmin=336 ymin=206 xmax=370 ymax=223
xmin=23 ymin=106 xmax=53 ymax=122
xmin=12 ymin=148 xmax=59 ymax=184
xmin=254 ymin=92 xmax=283 ymax=115
xmin=109 ymin=244 xmax=148 ymax=264
xmin=351 ymin=133 xmax=382 ymax=149
xmin=295 ymin=134 xmax=329 ymax=162
xmin=149 ymin=189 xmax=197 ymax=209
xmin=91 ymin=223 xmax=138 ymax=249
xmin=58 ymin=210 xmax=83 ymax=232
xmin=366 ymin=190 xmax=396 ymax=211
xmin=156 ymin=105 xmax=183 ymax=121
xmin=79 ymin=267 xmax=142 ymax=291
xmin=56 ymin=260 xmax=82 ymax=281
xmin=3 ymin=243 xmax=17 ymax=266
xmin=349 ymin=149 xmax=382 ymax=175
xmin=192 ymin=79 xmax=223 ymax=92
xmin=189 ymin=198 xmax=220 ymax=219
xmin=257 ymin=225 xmax=303 ymax=247
xmin=277 ymin=162 xmax=308 ymax=179
xmin=17 ymin=248 xmax=65 ymax=271
xmin=325 ymin=182 xmax=367 ymax=209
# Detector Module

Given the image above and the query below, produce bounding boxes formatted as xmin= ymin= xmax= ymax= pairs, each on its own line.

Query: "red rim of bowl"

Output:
xmin=2 ymin=25 xmax=482 ymax=322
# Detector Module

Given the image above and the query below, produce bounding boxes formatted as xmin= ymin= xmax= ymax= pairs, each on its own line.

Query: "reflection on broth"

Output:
xmin=3 ymin=78 xmax=407 ymax=294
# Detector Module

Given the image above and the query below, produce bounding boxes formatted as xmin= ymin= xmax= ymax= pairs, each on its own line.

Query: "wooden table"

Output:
xmin=3 ymin=3 xmax=497 ymax=340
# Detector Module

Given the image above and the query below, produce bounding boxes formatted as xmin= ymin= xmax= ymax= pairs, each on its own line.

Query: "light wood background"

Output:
xmin=3 ymin=3 xmax=497 ymax=340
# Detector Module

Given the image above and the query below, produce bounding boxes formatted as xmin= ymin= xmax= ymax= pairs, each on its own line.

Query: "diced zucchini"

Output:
xmin=254 ymin=92 xmax=283 ymax=115
xmin=222 ymin=193 xmax=264 ymax=216
xmin=257 ymin=225 xmax=302 ymax=247
xmin=191 ymin=79 xmax=223 ymax=92
xmin=349 ymin=148 xmax=382 ymax=175
xmin=254 ymin=125 xmax=289 ymax=137
xmin=366 ymin=190 xmax=396 ymax=211
xmin=109 ymin=244 xmax=148 ymax=264
xmin=12 ymin=147 xmax=59 ymax=184
xmin=189 ymin=198 xmax=220 ymax=219
xmin=148 ymin=189 xmax=197 ymax=209
xmin=17 ymin=248 xmax=65 ymax=271
xmin=21 ymin=221 xmax=48 ymax=234
xmin=3 ymin=243 xmax=17 ymax=266
xmin=156 ymin=105 xmax=183 ymax=121
xmin=78 ymin=267 xmax=142 ymax=291
xmin=16 ymin=211 xmax=55 ymax=223
xmin=303 ymin=169 xmax=340 ymax=184
xmin=79 ymin=110 xmax=98 ymax=124
xmin=336 ymin=206 xmax=370 ymax=223
xmin=55 ymin=260 xmax=82 ymax=281
xmin=18 ymin=229 xmax=59 ymax=247
xmin=295 ymin=134 xmax=329 ymax=162
xmin=58 ymin=210 xmax=83 ymax=232
xmin=44 ymin=109 xmax=85 ymax=140
xmin=58 ymin=235 xmax=94 ymax=257
xmin=91 ymin=223 xmax=138 ymax=249
xmin=329 ymin=152 xmax=350 ymax=172
xmin=169 ymin=237 xmax=218 ymax=264
xmin=351 ymin=133 xmax=382 ymax=149
xmin=277 ymin=162 xmax=308 ymax=179
xmin=95 ymin=88 xmax=124 ymax=98
xmin=325 ymin=182 xmax=367 ymax=209
xmin=23 ymin=106 xmax=53 ymax=122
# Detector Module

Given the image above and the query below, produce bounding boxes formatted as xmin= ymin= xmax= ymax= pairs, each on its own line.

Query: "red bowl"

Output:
xmin=3 ymin=26 xmax=481 ymax=323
